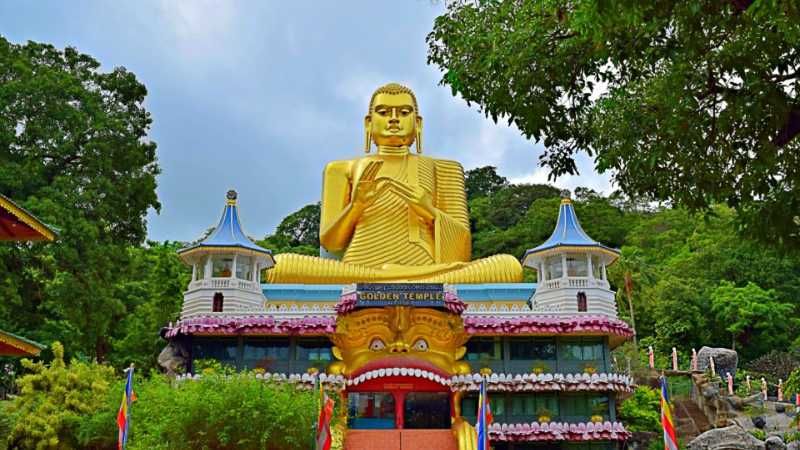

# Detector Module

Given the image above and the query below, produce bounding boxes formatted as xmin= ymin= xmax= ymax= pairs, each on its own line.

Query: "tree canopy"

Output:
xmin=0 ymin=37 xmax=160 ymax=360
xmin=428 ymin=0 xmax=800 ymax=248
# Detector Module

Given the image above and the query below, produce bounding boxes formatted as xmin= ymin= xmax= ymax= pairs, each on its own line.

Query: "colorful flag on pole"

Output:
xmin=315 ymin=381 xmax=334 ymax=450
xmin=116 ymin=365 xmax=136 ymax=450
xmin=660 ymin=376 xmax=678 ymax=450
xmin=476 ymin=378 xmax=493 ymax=450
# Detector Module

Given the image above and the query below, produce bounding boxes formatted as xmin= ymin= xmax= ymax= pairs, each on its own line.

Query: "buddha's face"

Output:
xmin=329 ymin=306 xmax=468 ymax=379
xmin=367 ymin=93 xmax=419 ymax=147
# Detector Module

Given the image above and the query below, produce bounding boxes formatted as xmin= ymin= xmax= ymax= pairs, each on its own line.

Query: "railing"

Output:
xmin=542 ymin=277 xmax=609 ymax=290
xmin=188 ymin=278 xmax=258 ymax=292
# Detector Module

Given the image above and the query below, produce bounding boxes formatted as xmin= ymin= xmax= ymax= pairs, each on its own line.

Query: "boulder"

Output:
xmin=765 ymin=436 xmax=786 ymax=450
xmin=158 ymin=340 xmax=189 ymax=377
xmin=687 ymin=425 xmax=765 ymax=450
xmin=697 ymin=346 xmax=738 ymax=377
xmin=775 ymin=403 xmax=786 ymax=414
xmin=787 ymin=442 xmax=799 ymax=450
xmin=752 ymin=416 xmax=767 ymax=429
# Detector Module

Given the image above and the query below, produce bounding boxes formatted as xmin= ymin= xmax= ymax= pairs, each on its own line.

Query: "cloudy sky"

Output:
xmin=1 ymin=1 xmax=611 ymax=242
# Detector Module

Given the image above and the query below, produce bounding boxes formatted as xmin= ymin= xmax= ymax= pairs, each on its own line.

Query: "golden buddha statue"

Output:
xmin=266 ymin=83 xmax=522 ymax=284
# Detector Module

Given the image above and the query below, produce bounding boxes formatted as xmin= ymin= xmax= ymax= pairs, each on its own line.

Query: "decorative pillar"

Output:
xmin=672 ymin=348 xmax=678 ymax=371
xmin=587 ymin=254 xmax=593 ymax=280
xmin=231 ymin=254 xmax=238 ymax=279
xmin=709 ymin=357 xmax=716 ymax=377
xmin=691 ymin=349 xmax=698 ymax=372
xmin=561 ymin=254 xmax=568 ymax=279
xmin=191 ymin=263 xmax=197 ymax=281
xmin=601 ymin=263 xmax=607 ymax=281
xmin=778 ymin=379 xmax=783 ymax=402
xmin=205 ymin=257 xmax=213 ymax=278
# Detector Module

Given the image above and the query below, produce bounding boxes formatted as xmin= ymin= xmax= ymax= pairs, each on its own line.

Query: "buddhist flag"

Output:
xmin=660 ymin=376 xmax=678 ymax=450
xmin=476 ymin=378 xmax=493 ymax=450
xmin=117 ymin=366 xmax=136 ymax=450
xmin=315 ymin=382 xmax=334 ymax=450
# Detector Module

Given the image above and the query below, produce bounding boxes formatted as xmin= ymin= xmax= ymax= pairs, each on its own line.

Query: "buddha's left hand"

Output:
xmin=380 ymin=178 xmax=437 ymax=221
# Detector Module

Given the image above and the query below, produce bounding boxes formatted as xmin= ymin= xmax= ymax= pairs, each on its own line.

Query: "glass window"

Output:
xmin=348 ymin=392 xmax=395 ymax=429
xmin=510 ymin=338 xmax=556 ymax=360
xmin=404 ymin=392 xmax=450 ymax=429
xmin=242 ymin=338 xmax=289 ymax=370
xmin=295 ymin=339 xmax=332 ymax=361
xmin=591 ymin=255 xmax=602 ymax=279
xmin=545 ymin=255 xmax=563 ymax=279
xmin=590 ymin=395 xmax=609 ymax=418
xmin=212 ymin=257 xmax=233 ymax=277
xmin=561 ymin=339 xmax=604 ymax=361
xmin=566 ymin=253 xmax=588 ymax=277
xmin=236 ymin=257 xmax=252 ymax=280
xmin=191 ymin=338 xmax=238 ymax=369
xmin=466 ymin=337 xmax=502 ymax=361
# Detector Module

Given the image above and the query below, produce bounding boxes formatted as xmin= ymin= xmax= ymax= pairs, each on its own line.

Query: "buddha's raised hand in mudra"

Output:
xmin=266 ymin=83 xmax=522 ymax=284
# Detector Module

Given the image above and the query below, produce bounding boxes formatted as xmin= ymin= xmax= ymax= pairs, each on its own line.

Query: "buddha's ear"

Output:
xmin=332 ymin=346 xmax=344 ymax=361
xmin=363 ymin=115 xmax=372 ymax=153
xmin=455 ymin=346 xmax=466 ymax=360
xmin=415 ymin=115 xmax=423 ymax=154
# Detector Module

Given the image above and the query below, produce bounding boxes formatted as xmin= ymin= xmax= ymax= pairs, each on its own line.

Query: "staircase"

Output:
xmin=673 ymin=398 xmax=713 ymax=443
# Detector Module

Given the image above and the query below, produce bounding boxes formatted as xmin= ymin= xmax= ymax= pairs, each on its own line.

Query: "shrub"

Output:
xmin=5 ymin=342 xmax=116 ymax=450
xmin=80 ymin=371 xmax=322 ymax=450
xmin=618 ymin=386 xmax=661 ymax=433
xmin=746 ymin=351 xmax=800 ymax=383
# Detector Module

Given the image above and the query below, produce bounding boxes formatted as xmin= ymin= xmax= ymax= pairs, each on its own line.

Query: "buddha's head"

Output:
xmin=364 ymin=83 xmax=423 ymax=153
xmin=327 ymin=306 xmax=469 ymax=379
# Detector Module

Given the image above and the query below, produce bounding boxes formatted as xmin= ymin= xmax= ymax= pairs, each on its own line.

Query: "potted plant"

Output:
xmin=537 ymin=407 xmax=553 ymax=423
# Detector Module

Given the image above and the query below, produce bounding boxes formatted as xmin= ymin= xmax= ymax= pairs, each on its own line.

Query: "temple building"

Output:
xmin=162 ymin=83 xmax=634 ymax=450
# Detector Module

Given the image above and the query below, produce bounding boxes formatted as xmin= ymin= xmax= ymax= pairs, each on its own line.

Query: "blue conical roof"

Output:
xmin=178 ymin=190 xmax=272 ymax=259
xmin=523 ymin=197 xmax=619 ymax=261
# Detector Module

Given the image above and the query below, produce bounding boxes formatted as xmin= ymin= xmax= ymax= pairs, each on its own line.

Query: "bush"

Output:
xmin=80 ymin=371 xmax=322 ymax=450
xmin=618 ymin=386 xmax=661 ymax=433
xmin=746 ymin=351 xmax=800 ymax=383
xmin=5 ymin=342 xmax=116 ymax=450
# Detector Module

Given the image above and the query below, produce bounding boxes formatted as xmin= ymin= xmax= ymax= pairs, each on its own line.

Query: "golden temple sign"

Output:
xmin=355 ymin=283 xmax=445 ymax=308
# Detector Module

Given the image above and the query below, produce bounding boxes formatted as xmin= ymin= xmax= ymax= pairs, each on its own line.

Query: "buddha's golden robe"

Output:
xmin=266 ymin=151 xmax=522 ymax=284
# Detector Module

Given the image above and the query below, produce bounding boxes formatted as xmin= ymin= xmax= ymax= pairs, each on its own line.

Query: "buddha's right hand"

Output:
xmin=352 ymin=160 xmax=387 ymax=209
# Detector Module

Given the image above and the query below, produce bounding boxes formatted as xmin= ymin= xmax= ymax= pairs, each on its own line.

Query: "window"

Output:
xmin=577 ymin=292 xmax=587 ymax=312
xmin=212 ymin=293 xmax=224 ymax=312
xmin=566 ymin=253 xmax=588 ymax=277
xmin=242 ymin=338 xmax=289 ymax=369
xmin=295 ymin=339 xmax=332 ymax=361
xmin=545 ymin=256 xmax=563 ymax=279
xmin=404 ymin=392 xmax=450 ymax=429
xmin=509 ymin=394 xmax=559 ymax=421
xmin=236 ymin=257 xmax=252 ymax=280
xmin=591 ymin=255 xmax=602 ymax=279
xmin=466 ymin=337 xmax=502 ymax=361
xmin=191 ymin=338 xmax=238 ymax=369
xmin=561 ymin=394 xmax=609 ymax=421
xmin=348 ymin=392 xmax=395 ymax=429
xmin=212 ymin=257 xmax=233 ymax=277
xmin=510 ymin=338 xmax=556 ymax=360
xmin=560 ymin=339 xmax=604 ymax=361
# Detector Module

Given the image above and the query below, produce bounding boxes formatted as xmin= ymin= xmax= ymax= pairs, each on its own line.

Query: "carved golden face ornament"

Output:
xmin=328 ymin=306 xmax=469 ymax=379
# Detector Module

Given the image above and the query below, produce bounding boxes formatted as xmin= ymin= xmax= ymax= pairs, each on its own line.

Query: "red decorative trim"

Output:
xmin=463 ymin=315 xmax=633 ymax=337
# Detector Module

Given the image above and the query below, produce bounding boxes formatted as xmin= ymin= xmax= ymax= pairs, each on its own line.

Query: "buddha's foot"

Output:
xmin=265 ymin=253 xmax=523 ymax=284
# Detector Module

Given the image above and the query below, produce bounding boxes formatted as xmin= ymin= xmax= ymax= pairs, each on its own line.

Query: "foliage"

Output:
xmin=79 ymin=372 xmax=321 ymax=450
xmin=428 ymin=0 xmax=800 ymax=248
xmin=0 ymin=401 xmax=11 ymax=450
xmin=0 ymin=37 xmax=159 ymax=360
xmin=786 ymin=368 xmax=800 ymax=398
xmin=749 ymin=429 xmax=767 ymax=441
xmin=5 ymin=342 xmax=116 ymax=450
xmin=617 ymin=386 xmax=661 ymax=433
xmin=746 ymin=351 xmax=800 ymax=385
xmin=258 ymin=203 xmax=320 ymax=256
xmin=464 ymin=165 xmax=509 ymax=201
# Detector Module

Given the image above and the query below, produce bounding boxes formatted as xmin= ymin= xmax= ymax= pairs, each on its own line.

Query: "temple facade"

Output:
xmin=161 ymin=83 xmax=633 ymax=450
xmin=163 ymin=191 xmax=634 ymax=450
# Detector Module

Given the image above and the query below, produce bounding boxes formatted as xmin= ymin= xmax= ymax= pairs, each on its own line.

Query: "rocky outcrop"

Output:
xmin=765 ymin=436 xmax=787 ymax=450
xmin=687 ymin=425 xmax=765 ymax=450
xmin=697 ymin=347 xmax=738 ymax=377
xmin=158 ymin=340 xmax=189 ymax=376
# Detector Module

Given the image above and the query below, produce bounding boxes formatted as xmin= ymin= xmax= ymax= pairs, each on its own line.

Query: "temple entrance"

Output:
xmin=403 ymin=392 xmax=450 ymax=429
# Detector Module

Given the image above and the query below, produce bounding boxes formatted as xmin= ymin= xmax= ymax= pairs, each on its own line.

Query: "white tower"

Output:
xmin=522 ymin=193 xmax=620 ymax=317
xmin=177 ymin=190 xmax=275 ymax=318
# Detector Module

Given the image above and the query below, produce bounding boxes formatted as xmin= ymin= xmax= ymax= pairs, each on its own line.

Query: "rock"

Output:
xmin=158 ymin=340 xmax=189 ymax=377
xmin=703 ymin=385 xmax=720 ymax=399
xmin=688 ymin=425 xmax=765 ymax=450
xmin=787 ymin=442 xmax=800 ymax=450
xmin=697 ymin=346 xmax=738 ymax=377
xmin=765 ymin=436 xmax=786 ymax=450
xmin=775 ymin=403 xmax=786 ymax=413
xmin=752 ymin=416 xmax=767 ymax=429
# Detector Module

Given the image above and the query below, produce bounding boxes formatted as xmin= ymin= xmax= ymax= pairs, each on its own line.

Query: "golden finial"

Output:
xmin=226 ymin=189 xmax=237 ymax=205
xmin=560 ymin=189 xmax=572 ymax=204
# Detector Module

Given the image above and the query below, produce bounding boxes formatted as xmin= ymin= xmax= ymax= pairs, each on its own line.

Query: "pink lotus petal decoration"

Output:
xmin=165 ymin=315 xmax=337 ymax=337
xmin=449 ymin=372 xmax=634 ymax=393
xmin=463 ymin=315 xmax=633 ymax=338
xmin=488 ymin=421 xmax=631 ymax=442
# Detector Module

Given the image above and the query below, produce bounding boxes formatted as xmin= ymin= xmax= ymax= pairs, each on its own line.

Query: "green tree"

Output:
xmin=711 ymin=281 xmax=795 ymax=355
xmin=6 ymin=342 xmax=116 ymax=449
xmin=464 ymin=165 xmax=508 ymax=201
xmin=0 ymin=37 xmax=159 ymax=359
xmin=258 ymin=203 xmax=320 ymax=256
xmin=428 ymin=1 xmax=800 ymax=247
xmin=617 ymin=386 xmax=661 ymax=433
